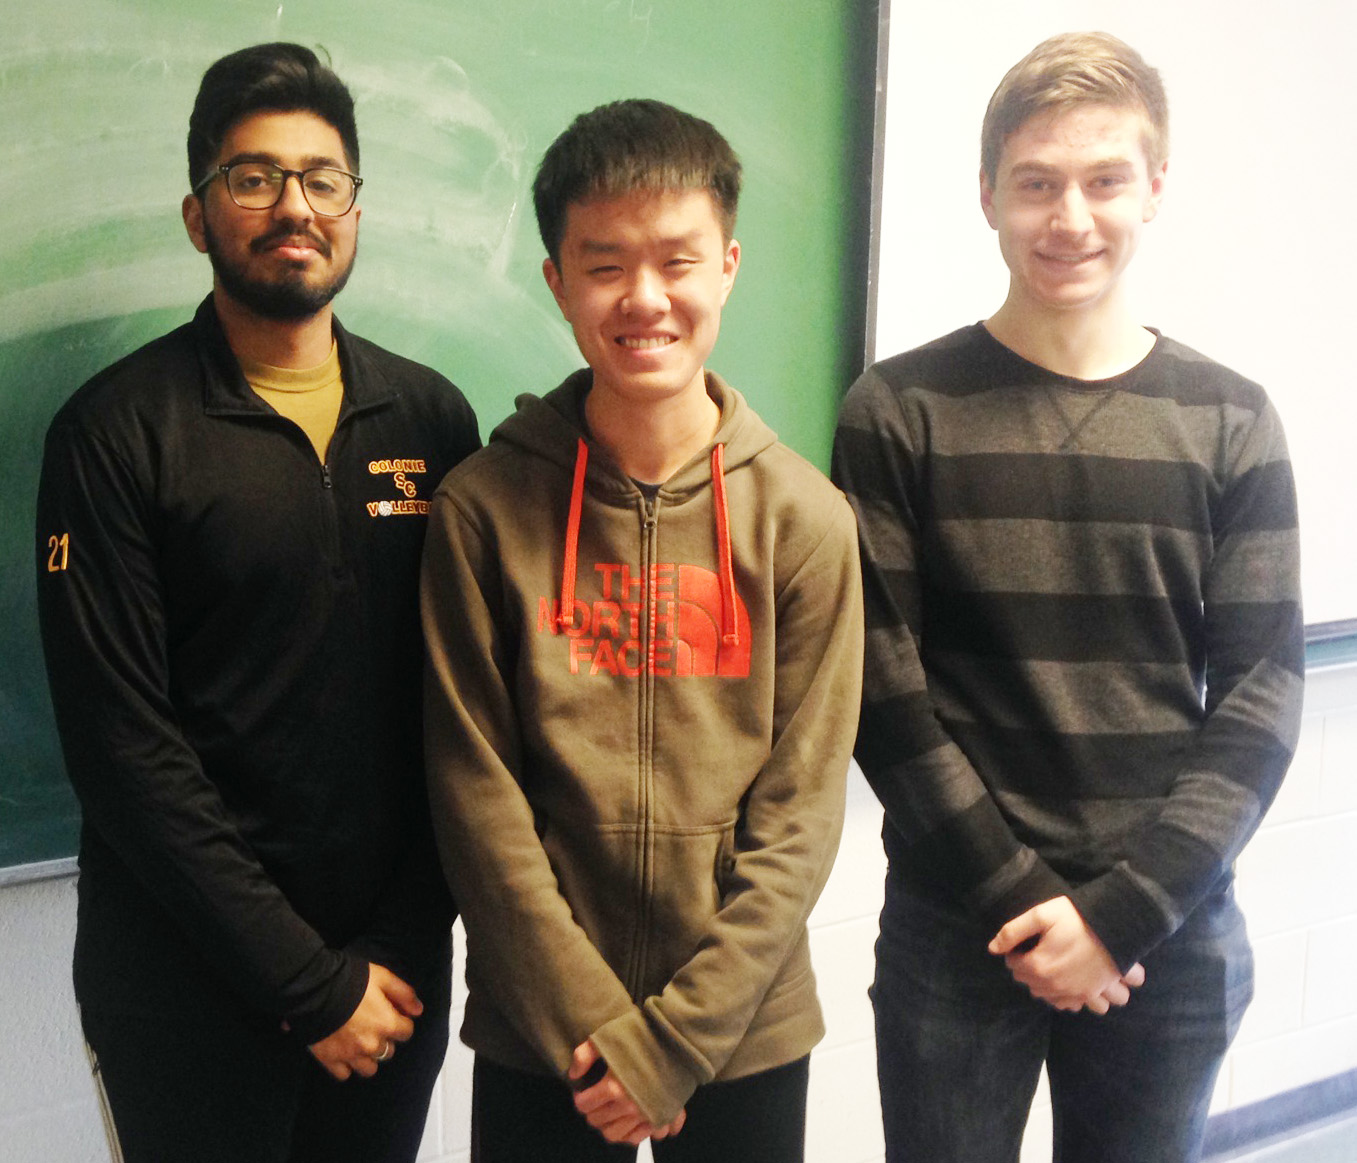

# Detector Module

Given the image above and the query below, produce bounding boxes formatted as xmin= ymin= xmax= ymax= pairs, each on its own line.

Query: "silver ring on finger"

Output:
xmin=375 ymin=1041 xmax=393 ymax=1063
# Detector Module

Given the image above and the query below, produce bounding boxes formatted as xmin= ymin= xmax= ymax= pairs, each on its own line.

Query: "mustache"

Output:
xmin=252 ymin=227 xmax=332 ymax=258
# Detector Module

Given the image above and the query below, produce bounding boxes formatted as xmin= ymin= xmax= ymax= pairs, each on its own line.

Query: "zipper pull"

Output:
xmin=321 ymin=464 xmax=333 ymax=489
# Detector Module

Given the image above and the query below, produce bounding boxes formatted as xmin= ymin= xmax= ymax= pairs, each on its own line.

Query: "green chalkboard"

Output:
xmin=0 ymin=1 xmax=877 ymax=871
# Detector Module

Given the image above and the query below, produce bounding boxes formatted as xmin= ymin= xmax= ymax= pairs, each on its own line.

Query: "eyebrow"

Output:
xmin=578 ymin=232 xmax=707 ymax=256
xmin=1008 ymin=157 xmax=1136 ymax=178
xmin=222 ymin=150 xmax=349 ymax=170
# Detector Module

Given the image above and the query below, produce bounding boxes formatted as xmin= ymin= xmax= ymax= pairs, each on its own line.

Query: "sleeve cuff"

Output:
xmin=1069 ymin=870 xmax=1173 ymax=973
xmin=285 ymin=951 xmax=369 ymax=1045
xmin=588 ymin=1004 xmax=706 ymax=1127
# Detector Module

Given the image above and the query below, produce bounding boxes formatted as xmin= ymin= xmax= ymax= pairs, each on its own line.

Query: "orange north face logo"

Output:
xmin=538 ymin=562 xmax=751 ymax=678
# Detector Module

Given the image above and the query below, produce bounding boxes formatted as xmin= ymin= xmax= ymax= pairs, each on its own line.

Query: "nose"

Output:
xmin=1051 ymin=185 xmax=1093 ymax=234
xmin=621 ymin=266 xmax=667 ymax=314
xmin=272 ymin=172 xmax=314 ymax=222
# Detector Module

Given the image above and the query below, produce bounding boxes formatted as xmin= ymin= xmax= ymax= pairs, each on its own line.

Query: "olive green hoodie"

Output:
xmin=421 ymin=370 xmax=863 ymax=1125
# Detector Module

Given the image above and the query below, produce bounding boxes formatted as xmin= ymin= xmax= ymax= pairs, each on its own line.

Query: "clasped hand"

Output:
xmin=568 ymin=1040 xmax=687 ymax=1146
xmin=305 ymin=962 xmax=424 ymax=1080
xmin=989 ymin=896 xmax=1146 ymax=1014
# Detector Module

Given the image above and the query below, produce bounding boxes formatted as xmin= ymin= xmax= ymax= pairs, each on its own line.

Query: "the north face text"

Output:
xmin=539 ymin=562 xmax=751 ymax=678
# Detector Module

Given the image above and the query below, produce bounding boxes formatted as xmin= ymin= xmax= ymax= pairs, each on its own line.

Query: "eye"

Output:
xmin=232 ymin=165 xmax=277 ymax=192
xmin=305 ymin=173 xmax=340 ymax=197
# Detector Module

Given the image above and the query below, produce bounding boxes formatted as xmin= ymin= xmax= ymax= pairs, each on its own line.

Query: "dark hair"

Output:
xmin=532 ymin=99 xmax=741 ymax=267
xmin=186 ymin=42 xmax=359 ymax=190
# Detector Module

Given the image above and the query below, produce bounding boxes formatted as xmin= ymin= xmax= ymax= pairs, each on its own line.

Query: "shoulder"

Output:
xmin=749 ymin=443 xmax=859 ymax=570
xmin=839 ymin=324 xmax=999 ymax=424
xmin=340 ymin=329 xmax=480 ymax=442
xmin=435 ymin=438 xmax=524 ymax=493
xmin=46 ymin=322 xmax=201 ymax=448
xmin=1142 ymin=334 xmax=1275 ymax=415
xmin=429 ymin=441 xmax=540 ymax=538
xmin=340 ymin=329 xmax=473 ymax=409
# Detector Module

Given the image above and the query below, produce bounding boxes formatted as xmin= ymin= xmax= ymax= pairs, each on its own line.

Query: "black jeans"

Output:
xmin=872 ymin=875 xmax=1253 ymax=1163
xmin=471 ymin=1053 xmax=810 ymax=1162
xmin=81 ymin=957 xmax=451 ymax=1163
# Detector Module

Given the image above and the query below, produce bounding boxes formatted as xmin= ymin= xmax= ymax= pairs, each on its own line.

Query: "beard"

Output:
xmin=203 ymin=219 xmax=357 ymax=320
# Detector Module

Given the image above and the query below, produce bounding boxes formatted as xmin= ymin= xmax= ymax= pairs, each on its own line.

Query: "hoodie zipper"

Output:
xmin=627 ymin=491 xmax=660 ymax=1000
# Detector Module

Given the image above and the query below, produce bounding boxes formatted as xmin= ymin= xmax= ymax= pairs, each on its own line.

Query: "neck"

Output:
xmin=584 ymin=376 xmax=721 ymax=484
xmin=212 ymin=286 xmax=335 ymax=369
xmin=985 ymin=290 xmax=1153 ymax=380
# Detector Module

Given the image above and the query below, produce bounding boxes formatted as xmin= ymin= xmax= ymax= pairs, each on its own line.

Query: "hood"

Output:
xmin=490 ymin=368 xmax=779 ymax=645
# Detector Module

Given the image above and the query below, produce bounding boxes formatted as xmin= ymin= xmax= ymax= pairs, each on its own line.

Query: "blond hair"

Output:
xmin=981 ymin=31 xmax=1169 ymax=181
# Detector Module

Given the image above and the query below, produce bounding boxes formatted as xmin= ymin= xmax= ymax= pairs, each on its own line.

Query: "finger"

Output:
xmin=1084 ymin=994 xmax=1111 ymax=1016
xmin=1122 ymin=962 xmax=1147 ymax=988
xmin=989 ymin=912 xmax=1043 ymax=955
xmin=568 ymin=1043 xmax=594 ymax=1082
xmin=1101 ymin=980 xmax=1131 ymax=1007
xmin=651 ymin=1110 xmax=687 ymax=1141
xmin=569 ymin=1046 xmax=606 ymax=1088
xmin=373 ymin=965 xmax=424 ymax=1018
xmin=596 ymin=1112 xmax=646 ymax=1145
xmin=350 ymin=1056 xmax=379 ymax=1079
xmin=580 ymin=1071 xmax=634 ymax=1117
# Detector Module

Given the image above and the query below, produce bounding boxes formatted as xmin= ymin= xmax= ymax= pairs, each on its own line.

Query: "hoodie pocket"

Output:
xmin=539 ymin=815 xmax=739 ymax=1000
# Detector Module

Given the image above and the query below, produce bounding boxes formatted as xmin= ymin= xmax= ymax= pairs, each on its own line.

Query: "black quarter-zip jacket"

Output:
xmin=37 ymin=297 xmax=480 ymax=1042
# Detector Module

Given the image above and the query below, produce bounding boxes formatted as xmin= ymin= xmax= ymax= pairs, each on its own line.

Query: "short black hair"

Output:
xmin=186 ymin=42 xmax=358 ymax=190
xmin=533 ymin=99 xmax=741 ymax=267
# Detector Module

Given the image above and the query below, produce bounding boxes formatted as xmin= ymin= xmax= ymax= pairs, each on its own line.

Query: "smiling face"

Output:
xmin=183 ymin=109 xmax=360 ymax=321
xmin=542 ymin=187 xmax=739 ymax=412
xmin=981 ymin=103 xmax=1166 ymax=320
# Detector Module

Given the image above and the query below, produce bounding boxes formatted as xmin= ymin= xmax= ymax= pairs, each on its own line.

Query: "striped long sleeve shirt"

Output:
xmin=832 ymin=324 xmax=1304 ymax=970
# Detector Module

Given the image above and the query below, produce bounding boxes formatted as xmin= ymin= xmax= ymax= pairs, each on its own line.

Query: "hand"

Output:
xmin=1094 ymin=962 xmax=1147 ymax=1011
xmin=306 ymin=963 xmax=424 ymax=1080
xmin=568 ymin=1040 xmax=687 ymax=1145
xmin=989 ymin=897 xmax=1145 ymax=1014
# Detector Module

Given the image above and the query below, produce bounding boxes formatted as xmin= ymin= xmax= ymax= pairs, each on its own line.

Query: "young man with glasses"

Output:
xmin=36 ymin=42 xmax=479 ymax=1162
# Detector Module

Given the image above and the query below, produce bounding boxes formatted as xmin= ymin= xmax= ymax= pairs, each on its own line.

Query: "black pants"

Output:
xmin=81 ymin=961 xmax=451 ymax=1163
xmin=471 ymin=1053 xmax=810 ymax=1163
xmin=873 ymin=878 xmax=1253 ymax=1163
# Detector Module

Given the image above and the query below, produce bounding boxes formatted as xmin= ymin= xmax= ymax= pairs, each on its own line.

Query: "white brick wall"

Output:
xmin=3 ymin=663 xmax=1354 ymax=1163
xmin=1222 ymin=668 xmax=1357 ymax=1112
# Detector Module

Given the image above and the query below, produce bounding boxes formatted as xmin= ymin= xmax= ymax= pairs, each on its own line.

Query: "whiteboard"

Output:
xmin=871 ymin=1 xmax=1356 ymax=629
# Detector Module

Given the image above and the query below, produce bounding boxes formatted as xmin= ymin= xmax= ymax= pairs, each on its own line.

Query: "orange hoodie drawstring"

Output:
xmin=710 ymin=444 xmax=740 ymax=647
xmin=558 ymin=437 xmax=589 ymax=631
xmin=555 ymin=437 xmax=739 ymax=647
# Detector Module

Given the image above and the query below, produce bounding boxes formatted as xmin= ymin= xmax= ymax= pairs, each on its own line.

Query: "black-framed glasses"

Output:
xmin=194 ymin=162 xmax=362 ymax=217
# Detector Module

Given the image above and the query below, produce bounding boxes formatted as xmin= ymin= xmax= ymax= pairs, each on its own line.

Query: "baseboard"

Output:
xmin=1203 ymin=1068 xmax=1357 ymax=1159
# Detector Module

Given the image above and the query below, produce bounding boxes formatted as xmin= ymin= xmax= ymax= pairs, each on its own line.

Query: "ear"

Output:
xmin=979 ymin=167 xmax=999 ymax=230
xmin=182 ymin=193 xmax=209 ymax=254
xmin=1143 ymin=158 xmax=1168 ymax=223
xmin=719 ymin=238 xmax=741 ymax=305
xmin=542 ymin=257 xmax=569 ymax=315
